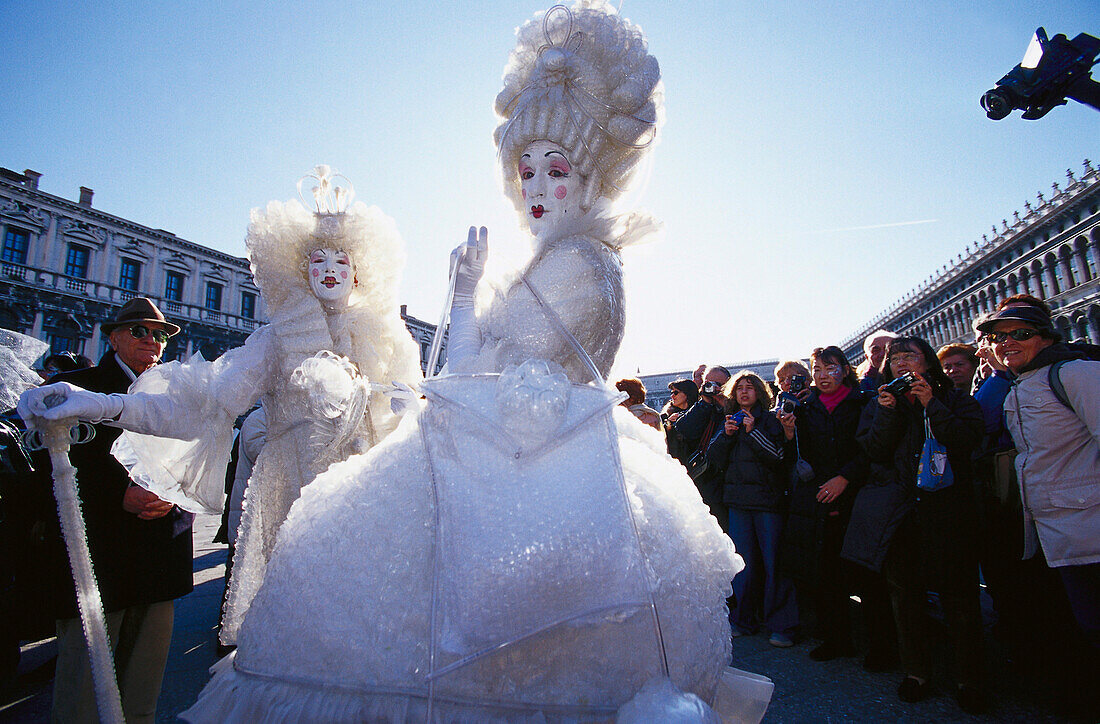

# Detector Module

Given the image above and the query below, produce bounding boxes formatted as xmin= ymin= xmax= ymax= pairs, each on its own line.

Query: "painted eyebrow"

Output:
xmin=545 ymin=151 xmax=567 ymax=159
xmin=520 ymin=153 xmax=531 ymax=159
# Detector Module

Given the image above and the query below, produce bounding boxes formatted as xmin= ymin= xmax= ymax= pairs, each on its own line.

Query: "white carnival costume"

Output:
xmin=25 ymin=171 xmax=423 ymax=644
xmin=181 ymin=3 xmax=771 ymax=722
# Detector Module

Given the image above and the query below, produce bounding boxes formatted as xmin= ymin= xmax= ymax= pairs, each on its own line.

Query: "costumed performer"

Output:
xmin=19 ymin=168 xmax=423 ymax=644
xmin=178 ymin=2 xmax=770 ymax=721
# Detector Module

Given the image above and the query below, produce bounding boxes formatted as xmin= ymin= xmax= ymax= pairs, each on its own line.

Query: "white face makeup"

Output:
xmin=307 ymin=248 xmax=355 ymax=305
xmin=518 ymin=140 xmax=582 ymax=237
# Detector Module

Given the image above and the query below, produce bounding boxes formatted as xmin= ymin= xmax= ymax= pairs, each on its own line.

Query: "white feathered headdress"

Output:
xmin=494 ymin=0 xmax=664 ymax=214
xmin=245 ymin=170 xmax=405 ymax=323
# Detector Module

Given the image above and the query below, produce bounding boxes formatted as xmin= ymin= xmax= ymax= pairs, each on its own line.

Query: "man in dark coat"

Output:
xmin=29 ymin=298 xmax=193 ymax=724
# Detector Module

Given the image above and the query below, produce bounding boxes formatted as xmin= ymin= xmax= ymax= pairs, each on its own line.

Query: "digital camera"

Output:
xmin=778 ymin=392 xmax=799 ymax=415
xmin=701 ymin=380 xmax=722 ymax=395
xmin=789 ymin=375 xmax=807 ymax=395
xmin=728 ymin=411 xmax=746 ymax=426
xmin=882 ymin=372 xmax=918 ymax=398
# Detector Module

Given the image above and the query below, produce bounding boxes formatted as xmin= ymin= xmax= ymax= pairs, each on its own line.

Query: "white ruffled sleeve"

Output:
xmin=110 ymin=327 xmax=273 ymax=514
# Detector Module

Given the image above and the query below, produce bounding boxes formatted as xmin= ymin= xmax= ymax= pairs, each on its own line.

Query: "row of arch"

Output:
xmin=907 ymin=227 xmax=1100 ymax=347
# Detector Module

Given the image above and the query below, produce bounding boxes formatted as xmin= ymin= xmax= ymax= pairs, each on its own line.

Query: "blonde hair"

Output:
xmin=773 ymin=359 xmax=809 ymax=384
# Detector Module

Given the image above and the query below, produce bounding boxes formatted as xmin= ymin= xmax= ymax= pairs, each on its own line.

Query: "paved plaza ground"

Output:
xmin=1 ymin=513 xmax=1094 ymax=722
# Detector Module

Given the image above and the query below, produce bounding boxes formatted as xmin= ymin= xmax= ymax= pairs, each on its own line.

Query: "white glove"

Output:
xmin=384 ymin=381 xmax=420 ymax=417
xmin=18 ymin=381 xmax=124 ymax=427
xmin=450 ymin=226 xmax=488 ymax=309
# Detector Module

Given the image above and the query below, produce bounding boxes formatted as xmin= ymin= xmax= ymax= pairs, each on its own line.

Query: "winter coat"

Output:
xmin=29 ymin=352 xmax=195 ymax=619
xmin=841 ymin=386 xmax=983 ymax=586
xmin=662 ymin=404 xmax=694 ymax=465
xmin=1003 ymin=345 xmax=1100 ymax=567
xmin=782 ymin=387 xmax=869 ymax=583
xmin=671 ymin=399 xmax=728 ymax=513
xmin=706 ymin=403 xmax=786 ymax=512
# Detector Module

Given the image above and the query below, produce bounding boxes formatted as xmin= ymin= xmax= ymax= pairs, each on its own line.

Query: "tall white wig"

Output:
xmin=494 ymin=0 xmax=664 ymax=215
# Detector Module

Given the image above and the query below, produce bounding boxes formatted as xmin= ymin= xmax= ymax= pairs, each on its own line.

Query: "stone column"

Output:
xmin=1088 ymin=312 xmax=1100 ymax=345
xmin=31 ymin=310 xmax=44 ymax=338
xmin=1043 ymin=263 xmax=1060 ymax=297
xmin=1058 ymin=254 xmax=1076 ymax=290
xmin=1074 ymin=246 xmax=1092 ymax=283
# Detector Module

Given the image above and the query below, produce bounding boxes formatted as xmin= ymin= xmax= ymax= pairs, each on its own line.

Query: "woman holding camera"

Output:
xmin=662 ymin=378 xmax=699 ymax=465
xmin=842 ymin=336 xmax=986 ymax=713
xmin=778 ymin=346 xmax=873 ymax=663
xmin=707 ymin=371 xmax=798 ymax=647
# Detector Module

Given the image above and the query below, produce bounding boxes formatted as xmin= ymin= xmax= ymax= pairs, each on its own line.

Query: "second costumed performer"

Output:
xmin=182 ymin=1 xmax=771 ymax=722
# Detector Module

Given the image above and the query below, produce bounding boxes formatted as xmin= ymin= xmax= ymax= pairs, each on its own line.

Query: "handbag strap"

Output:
xmin=923 ymin=409 xmax=934 ymax=440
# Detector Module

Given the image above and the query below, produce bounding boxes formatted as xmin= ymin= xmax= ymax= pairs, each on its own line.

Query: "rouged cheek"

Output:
xmin=522 ymin=189 xmax=527 ymax=199
xmin=554 ymin=185 xmax=567 ymax=200
xmin=340 ymin=271 xmax=348 ymax=279
xmin=311 ymin=269 xmax=320 ymax=277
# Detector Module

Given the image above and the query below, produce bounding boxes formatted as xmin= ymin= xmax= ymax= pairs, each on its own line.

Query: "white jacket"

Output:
xmin=1004 ymin=358 xmax=1100 ymax=567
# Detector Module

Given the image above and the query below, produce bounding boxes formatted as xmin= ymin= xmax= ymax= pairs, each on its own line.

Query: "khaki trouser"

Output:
xmin=52 ymin=600 xmax=174 ymax=724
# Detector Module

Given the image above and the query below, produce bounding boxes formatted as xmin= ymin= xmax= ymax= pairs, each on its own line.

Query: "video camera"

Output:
xmin=981 ymin=28 xmax=1100 ymax=120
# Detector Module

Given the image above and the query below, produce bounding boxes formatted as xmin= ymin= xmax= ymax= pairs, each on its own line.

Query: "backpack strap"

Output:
xmin=1047 ymin=360 xmax=1074 ymax=413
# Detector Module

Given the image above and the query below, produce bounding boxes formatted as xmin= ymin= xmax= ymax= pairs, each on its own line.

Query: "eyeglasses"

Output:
xmin=888 ymin=352 xmax=921 ymax=365
xmin=986 ymin=328 xmax=1040 ymax=344
xmin=670 ymin=389 xmax=684 ymax=396
xmin=128 ymin=325 xmax=170 ymax=344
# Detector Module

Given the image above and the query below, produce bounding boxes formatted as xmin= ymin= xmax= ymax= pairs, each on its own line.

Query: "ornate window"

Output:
xmin=65 ymin=244 xmax=90 ymax=278
xmin=119 ymin=258 xmax=141 ymax=291
xmin=2 ymin=228 xmax=29 ymax=264
xmin=165 ymin=271 xmax=184 ymax=302
xmin=240 ymin=291 xmax=256 ymax=319
xmin=205 ymin=282 xmax=222 ymax=311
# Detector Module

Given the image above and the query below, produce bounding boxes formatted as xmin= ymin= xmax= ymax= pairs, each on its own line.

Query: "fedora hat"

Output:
xmin=102 ymin=297 xmax=181 ymax=336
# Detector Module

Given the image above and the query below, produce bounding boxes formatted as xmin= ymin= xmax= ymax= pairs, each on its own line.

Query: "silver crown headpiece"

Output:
xmin=298 ymin=165 xmax=355 ymax=242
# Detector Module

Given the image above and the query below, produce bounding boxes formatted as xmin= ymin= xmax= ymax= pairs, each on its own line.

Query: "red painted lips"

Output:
xmin=531 ymin=205 xmax=545 ymax=219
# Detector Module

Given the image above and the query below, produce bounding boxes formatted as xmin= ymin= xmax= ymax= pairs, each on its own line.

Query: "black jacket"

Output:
xmin=706 ymin=403 xmax=787 ymax=512
xmin=788 ymin=387 xmax=871 ymax=520
xmin=841 ymin=386 xmax=982 ymax=581
xmin=30 ymin=352 xmax=194 ymax=619
xmin=782 ymin=387 xmax=870 ymax=582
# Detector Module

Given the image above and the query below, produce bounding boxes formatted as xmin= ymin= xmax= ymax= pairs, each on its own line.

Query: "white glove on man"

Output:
xmin=18 ymin=382 xmax=124 ymax=427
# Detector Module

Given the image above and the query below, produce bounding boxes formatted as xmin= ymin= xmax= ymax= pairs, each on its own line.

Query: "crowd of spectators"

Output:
xmin=2 ymin=291 xmax=1097 ymax=720
xmin=661 ymin=294 xmax=1099 ymax=716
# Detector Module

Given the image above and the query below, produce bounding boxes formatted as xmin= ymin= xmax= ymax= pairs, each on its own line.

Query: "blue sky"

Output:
xmin=2 ymin=1 xmax=1097 ymax=375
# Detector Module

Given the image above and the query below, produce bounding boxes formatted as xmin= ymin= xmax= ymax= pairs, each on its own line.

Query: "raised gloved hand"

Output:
xmin=18 ymin=382 xmax=124 ymax=426
xmin=450 ymin=226 xmax=488 ymax=309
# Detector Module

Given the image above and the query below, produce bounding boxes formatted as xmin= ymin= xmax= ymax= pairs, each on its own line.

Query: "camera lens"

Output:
xmin=981 ymin=89 xmax=1013 ymax=120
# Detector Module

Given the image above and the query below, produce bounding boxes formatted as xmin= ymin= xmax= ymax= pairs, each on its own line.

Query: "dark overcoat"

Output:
xmin=781 ymin=387 xmax=869 ymax=584
xmin=841 ymin=387 xmax=982 ymax=587
xmin=31 ymin=351 xmax=194 ymax=619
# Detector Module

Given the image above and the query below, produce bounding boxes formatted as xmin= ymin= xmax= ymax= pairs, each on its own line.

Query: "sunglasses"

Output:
xmin=986 ymin=328 xmax=1040 ymax=344
xmin=128 ymin=325 xmax=170 ymax=344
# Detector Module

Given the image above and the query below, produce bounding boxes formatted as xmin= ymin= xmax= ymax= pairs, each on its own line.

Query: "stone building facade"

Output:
xmin=0 ymin=167 xmax=446 ymax=372
xmin=841 ymin=160 xmax=1100 ymax=364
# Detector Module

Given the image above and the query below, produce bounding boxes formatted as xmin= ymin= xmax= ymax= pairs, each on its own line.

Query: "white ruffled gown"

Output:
xmin=183 ymin=218 xmax=769 ymax=722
